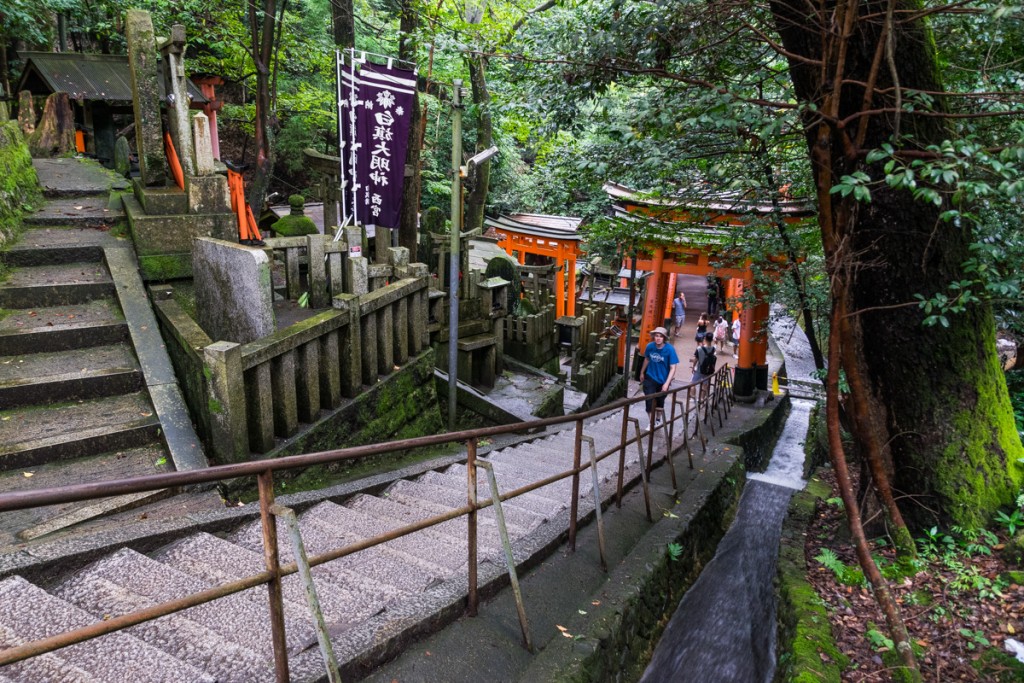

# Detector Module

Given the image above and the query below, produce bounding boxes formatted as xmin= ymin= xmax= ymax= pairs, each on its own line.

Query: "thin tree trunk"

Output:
xmin=0 ymin=34 xmax=10 ymax=101
xmin=332 ymin=0 xmax=354 ymax=52
xmin=397 ymin=0 xmax=421 ymax=258
xmin=247 ymin=0 xmax=278 ymax=220
xmin=464 ymin=54 xmax=493 ymax=232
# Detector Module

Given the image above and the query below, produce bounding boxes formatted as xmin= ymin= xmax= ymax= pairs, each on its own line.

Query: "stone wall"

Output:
xmin=728 ymin=394 xmax=791 ymax=472
xmin=0 ymin=121 xmax=40 ymax=249
xmin=774 ymin=476 xmax=848 ymax=682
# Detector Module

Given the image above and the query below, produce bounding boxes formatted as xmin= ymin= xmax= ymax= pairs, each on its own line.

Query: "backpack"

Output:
xmin=698 ymin=347 xmax=717 ymax=375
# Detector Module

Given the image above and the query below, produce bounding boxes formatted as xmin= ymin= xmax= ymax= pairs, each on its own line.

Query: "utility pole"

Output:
xmin=448 ymin=80 xmax=463 ymax=431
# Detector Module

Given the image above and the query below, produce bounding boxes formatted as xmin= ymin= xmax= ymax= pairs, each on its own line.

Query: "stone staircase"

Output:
xmin=0 ymin=167 xmax=208 ymax=545
xmin=0 ymin=412 xmax=648 ymax=681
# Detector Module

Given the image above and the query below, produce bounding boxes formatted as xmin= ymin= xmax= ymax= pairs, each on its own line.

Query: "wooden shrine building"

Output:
xmin=485 ymin=213 xmax=584 ymax=318
xmin=604 ymin=181 xmax=814 ymax=398
xmin=16 ymin=51 xmax=214 ymax=166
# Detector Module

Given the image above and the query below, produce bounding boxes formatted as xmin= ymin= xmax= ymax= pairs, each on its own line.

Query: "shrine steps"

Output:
xmin=0 ymin=411 xmax=654 ymax=681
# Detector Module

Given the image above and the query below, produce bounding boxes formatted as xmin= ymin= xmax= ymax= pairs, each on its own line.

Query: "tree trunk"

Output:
xmin=397 ymin=0 xmax=422 ymax=259
xmin=0 ymin=35 xmax=11 ymax=105
xmin=247 ymin=0 xmax=278 ymax=222
xmin=464 ymin=54 xmax=493 ymax=232
xmin=770 ymin=0 xmax=1023 ymax=528
xmin=332 ymin=0 xmax=354 ymax=52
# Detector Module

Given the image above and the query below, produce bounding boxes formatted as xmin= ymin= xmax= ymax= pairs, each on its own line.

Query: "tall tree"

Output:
xmin=768 ymin=0 xmax=1023 ymax=528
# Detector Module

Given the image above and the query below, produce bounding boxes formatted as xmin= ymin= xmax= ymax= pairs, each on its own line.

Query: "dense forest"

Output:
xmin=3 ymin=0 xmax=1024 ymax=677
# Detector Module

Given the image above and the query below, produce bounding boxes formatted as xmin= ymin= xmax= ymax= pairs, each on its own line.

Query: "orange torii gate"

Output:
xmin=604 ymin=182 xmax=813 ymax=397
xmin=485 ymin=213 xmax=585 ymax=318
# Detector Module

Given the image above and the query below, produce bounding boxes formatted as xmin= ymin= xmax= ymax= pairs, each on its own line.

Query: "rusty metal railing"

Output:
xmin=0 ymin=364 xmax=736 ymax=680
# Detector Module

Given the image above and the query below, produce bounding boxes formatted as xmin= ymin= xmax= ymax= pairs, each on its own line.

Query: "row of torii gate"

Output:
xmin=485 ymin=182 xmax=813 ymax=398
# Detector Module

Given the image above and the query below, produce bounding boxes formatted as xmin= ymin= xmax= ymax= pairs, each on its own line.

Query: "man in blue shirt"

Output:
xmin=639 ymin=326 xmax=679 ymax=426
xmin=672 ymin=291 xmax=687 ymax=337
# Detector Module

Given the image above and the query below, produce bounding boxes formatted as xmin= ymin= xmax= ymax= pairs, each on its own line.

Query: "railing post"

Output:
xmin=467 ymin=437 xmax=479 ymax=617
xmin=257 ymin=470 xmax=290 ymax=683
xmin=568 ymin=418 xmax=583 ymax=551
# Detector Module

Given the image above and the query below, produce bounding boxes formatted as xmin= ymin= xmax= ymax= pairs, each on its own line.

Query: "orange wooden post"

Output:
xmin=163 ymin=133 xmax=185 ymax=190
xmin=566 ymin=247 xmax=577 ymax=317
xmin=554 ymin=244 xmax=566 ymax=318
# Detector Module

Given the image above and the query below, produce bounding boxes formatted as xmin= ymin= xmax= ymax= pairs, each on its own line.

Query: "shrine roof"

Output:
xmin=484 ymin=213 xmax=585 ymax=241
xmin=603 ymin=181 xmax=814 ymax=217
xmin=16 ymin=52 xmax=208 ymax=105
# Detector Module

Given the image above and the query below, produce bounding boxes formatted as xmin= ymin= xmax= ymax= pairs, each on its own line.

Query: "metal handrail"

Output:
xmin=0 ymin=364 xmax=736 ymax=679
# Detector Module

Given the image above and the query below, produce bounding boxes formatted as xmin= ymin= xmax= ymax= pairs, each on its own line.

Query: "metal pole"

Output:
xmin=448 ymin=80 xmax=463 ymax=431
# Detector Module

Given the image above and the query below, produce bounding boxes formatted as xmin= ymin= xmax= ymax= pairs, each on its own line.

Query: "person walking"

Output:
xmin=639 ymin=327 xmax=679 ymax=428
xmin=690 ymin=334 xmax=717 ymax=384
xmin=731 ymin=316 xmax=741 ymax=358
xmin=672 ymin=291 xmax=687 ymax=338
xmin=695 ymin=313 xmax=709 ymax=343
xmin=713 ymin=315 xmax=728 ymax=352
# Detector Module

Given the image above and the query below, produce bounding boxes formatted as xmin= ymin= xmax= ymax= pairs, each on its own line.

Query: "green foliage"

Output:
xmin=814 ymin=548 xmax=865 ymax=587
xmin=995 ymin=509 xmax=1024 ymax=536
xmin=667 ymin=542 xmax=683 ymax=562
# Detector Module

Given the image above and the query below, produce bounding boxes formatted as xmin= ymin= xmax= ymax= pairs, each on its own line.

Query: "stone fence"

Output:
xmin=569 ymin=338 xmax=619 ymax=402
xmin=503 ymin=300 xmax=558 ymax=369
xmin=154 ymin=272 xmax=429 ymax=464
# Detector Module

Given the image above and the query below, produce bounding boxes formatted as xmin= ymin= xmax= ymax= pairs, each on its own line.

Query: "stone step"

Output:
xmin=0 ymin=262 xmax=114 ymax=309
xmin=506 ymin=445 xmax=630 ymax=493
xmin=344 ymin=493 xmax=503 ymax=554
xmin=0 ymin=391 xmax=161 ymax=471
xmin=1 ymin=244 xmax=105 ymax=268
xmin=54 ymin=573 xmax=272 ymax=683
xmin=0 ymin=343 xmax=142 ymax=409
xmin=385 ymin=479 xmax=539 ymax=536
xmin=446 ymin=461 xmax=573 ymax=505
xmin=230 ymin=512 xmax=445 ymax=595
xmin=0 ymin=445 xmax=174 ymax=546
xmin=23 ymin=197 xmax=124 ymax=228
xmin=0 ymin=575 xmax=216 ymax=683
xmin=0 ymin=300 xmax=128 ymax=356
xmin=419 ymin=470 xmax=558 ymax=521
xmin=152 ymin=531 xmax=392 ymax=631
xmin=60 ymin=548 xmax=315 ymax=660
xmin=303 ymin=501 xmax=470 ymax=572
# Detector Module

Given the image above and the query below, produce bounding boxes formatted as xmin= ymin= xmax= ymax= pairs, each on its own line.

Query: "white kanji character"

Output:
xmin=371 ymin=205 xmax=382 ymax=217
xmin=369 ymin=171 xmax=389 ymax=186
xmin=371 ymin=193 xmax=383 ymax=205
xmin=373 ymin=126 xmax=394 ymax=142
xmin=370 ymin=156 xmax=391 ymax=172
xmin=372 ymin=141 xmax=391 ymax=157
xmin=374 ymin=110 xmax=394 ymax=126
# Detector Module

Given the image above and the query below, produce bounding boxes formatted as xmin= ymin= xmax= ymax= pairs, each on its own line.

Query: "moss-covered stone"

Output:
xmin=0 ymin=121 xmax=41 ymax=249
xmin=271 ymin=214 xmax=318 ymax=237
xmin=973 ymin=649 xmax=1024 ymax=683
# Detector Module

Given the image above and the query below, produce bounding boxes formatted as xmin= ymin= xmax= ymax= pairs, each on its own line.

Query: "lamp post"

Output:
xmin=448 ymin=80 xmax=463 ymax=431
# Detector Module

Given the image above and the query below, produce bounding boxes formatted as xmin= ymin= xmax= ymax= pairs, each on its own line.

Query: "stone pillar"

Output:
xmin=334 ymin=294 xmax=362 ymax=397
xmin=160 ymin=23 xmax=194 ymax=178
xmin=114 ymin=136 xmax=132 ymax=177
xmin=203 ymin=341 xmax=249 ymax=462
xmin=346 ymin=256 xmax=369 ymax=296
xmin=192 ymin=112 xmax=216 ymax=175
xmin=126 ymin=10 xmax=167 ymax=186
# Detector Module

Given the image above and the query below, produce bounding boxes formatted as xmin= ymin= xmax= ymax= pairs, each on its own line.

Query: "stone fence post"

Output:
xmin=204 ymin=340 xmax=249 ymax=462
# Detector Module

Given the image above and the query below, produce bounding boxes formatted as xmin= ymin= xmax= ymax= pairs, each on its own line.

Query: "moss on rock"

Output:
xmin=776 ymin=476 xmax=850 ymax=683
xmin=0 ymin=121 xmax=41 ymax=249
xmin=271 ymin=214 xmax=318 ymax=237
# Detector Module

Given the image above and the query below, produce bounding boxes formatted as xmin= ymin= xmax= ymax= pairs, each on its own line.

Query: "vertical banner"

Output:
xmin=339 ymin=54 xmax=417 ymax=229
